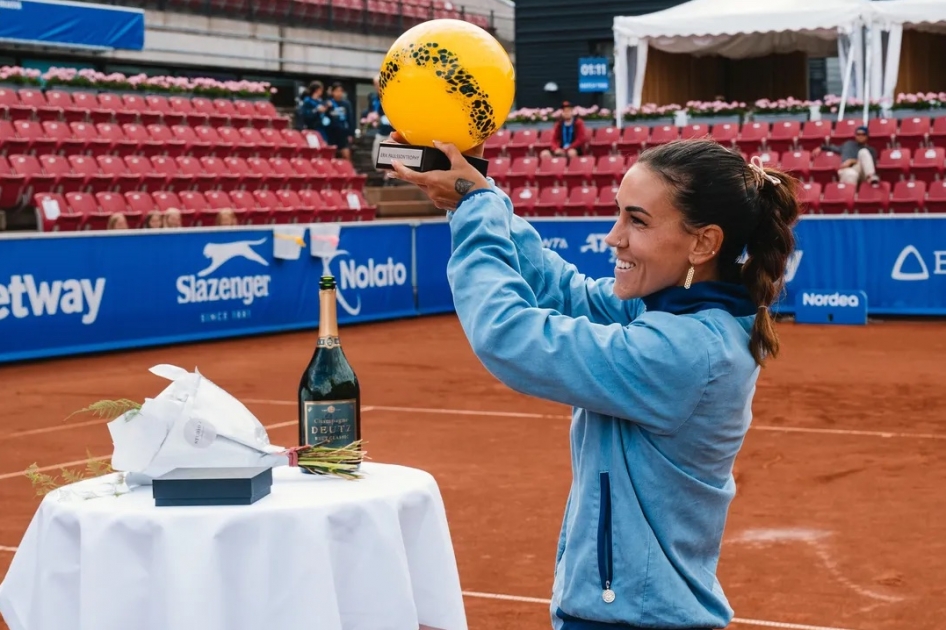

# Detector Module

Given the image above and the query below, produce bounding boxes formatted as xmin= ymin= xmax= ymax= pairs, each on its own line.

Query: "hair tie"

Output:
xmin=749 ymin=156 xmax=781 ymax=187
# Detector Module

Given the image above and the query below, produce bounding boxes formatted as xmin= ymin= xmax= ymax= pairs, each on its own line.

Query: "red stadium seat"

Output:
xmin=867 ymin=118 xmax=897 ymax=153
xmin=173 ymin=125 xmax=216 ymax=158
xmin=168 ymin=96 xmax=208 ymax=126
xmin=18 ymin=88 xmax=63 ymax=122
xmin=144 ymin=95 xmax=185 ymax=126
xmin=593 ymin=184 xmax=620 ymax=216
xmin=96 ymin=191 xmax=142 ymax=227
xmin=146 ymin=124 xmax=187 ymax=157
xmin=594 ymin=155 xmax=626 ymax=188
xmin=123 ymin=191 xmax=160 ymax=222
xmin=505 ymin=156 xmax=538 ymax=190
xmin=534 ymin=155 xmax=567 ymax=188
xmin=68 ymin=122 xmax=111 ymax=156
xmin=925 ymin=180 xmax=946 ymax=213
xmin=766 ymin=120 xmax=801 ymax=153
xmin=854 ymin=180 xmax=890 ymax=214
xmin=223 ymin=156 xmax=264 ymax=189
xmin=228 ymin=189 xmax=271 ymax=224
xmin=96 ymin=93 xmax=136 ymax=125
xmin=151 ymin=190 xmax=197 ymax=226
xmin=830 ymin=119 xmax=859 ymax=144
xmin=13 ymin=120 xmax=57 ymax=155
xmin=648 ymin=124 xmax=679 ymax=146
xmin=507 ymin=128 xmax=539 ymax=159
xmin=930 ymin=117 xmax=946 ymax=149
xmin=681 ymin=123 xmax=710 ymax=141
xmin=67 ymin=154 xmax=112 ymax=193
xmin=151 ymin=155 xmax=196 ymax=191
xmin=710 ymin=123 xmax=738 ymax=147
xmin=218 ymin=126 xmax=258 ymax=158
xmin=736 ymin=122 xmax=769 ymax=153
xmin=487 ymin=156 xmax=510 ymax=187
xmin=39 ymin=154 xmax=85 ymax=194
xmin=563 ymin=184 xmax=597 ymax=216
xmin=33 ymin=192 xmax=82 ymax=231
xmin=875 ymin=148 xmax=911 ymax=184
xmin=269 ymin=157 xmax=309 ymax=188
xmin=820 ymin=182 xmax=855 ymax=214
xmin=533 ymin=185 xmax=568 ymax=216
xmin=0 ymin=87 xmax=35 ymax=121
xmin=8 ymin=154 xmax=55 ymax=194
xmin=0 ymin=119 xmax=31 ymax=155
xmin=297 ymin=189 xmax=335 ymax=222
xmin=0 ymin=155 xmax=27 ymax=207
xmin=799 ymin=120 xmax=832 ymax=151
xmin=96 ymin=154 xmax=140 ymax=193
xmin=797 ymin=181 xmax=821 ymax=213
xmin=618 ymin=125 xmax=649 ymax=154
xmin=213 ymin=98 xmax=253 ymax=128
xmin=42 ymin=121 xmax=85 ymax=155
xmin=178 ymin=190 xmax=219 ymax=225
xmin=509 ymin=186 xmax=538 ymax=215
xmin=95 ymin=123 xmax=138 ymax=157
xmin=889 ymin=180 xmax=925 ymax=214
xmin=911 ymin=147 xmax=945 ymax=184
xmin=239 ymin=127 xmax=276 ymax=158
xmin=121 ymin=94 xmax=162 ymax=126
xmin=122 ymin=123 xmax=163 ymax=156
xmin=810 ymin=150 xmax=841 ymax=185
xmin=176 ymin=156 xmax=217 ymax=191
xmin=590 ymin=127 xmax=622 ymax=157
xmin=564 ymin=155 xmax=595 ymax=188
xmin=897 ymin=116 xmax=930 ymax=152
xmin=66 ymin=191 xmax=109 ymax=230
xmin=71 ymin=92 xmax=113 ymax=124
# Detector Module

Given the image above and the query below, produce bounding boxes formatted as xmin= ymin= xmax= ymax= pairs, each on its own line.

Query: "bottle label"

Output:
xmin=302 ymin=399 xmax=357 ymax=448
xmin=317 ymin=336 xmax=341 ymax=349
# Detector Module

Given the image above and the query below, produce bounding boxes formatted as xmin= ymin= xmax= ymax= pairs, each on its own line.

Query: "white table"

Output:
xmin=0 ymin=462 xmax=468 ymax=630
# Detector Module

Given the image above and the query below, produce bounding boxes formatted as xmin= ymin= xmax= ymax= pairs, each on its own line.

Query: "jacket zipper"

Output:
xmin=598 ymin=471 xmax=615 ymax=604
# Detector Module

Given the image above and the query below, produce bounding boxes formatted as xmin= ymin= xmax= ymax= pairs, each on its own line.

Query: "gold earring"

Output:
xmin=684 ymin=265 xmax=695 ymax=289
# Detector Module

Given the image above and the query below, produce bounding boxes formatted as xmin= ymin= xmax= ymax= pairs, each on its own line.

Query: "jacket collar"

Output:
xmin=641 ymin=281 xmax=757 ymax=317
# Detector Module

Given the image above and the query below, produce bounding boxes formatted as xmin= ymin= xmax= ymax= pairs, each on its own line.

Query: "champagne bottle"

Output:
xmin=298 ymin=275 xmax=361 ymax=470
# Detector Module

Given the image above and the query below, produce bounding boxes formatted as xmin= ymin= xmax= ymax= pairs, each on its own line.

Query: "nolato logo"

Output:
xmin=323 ymin=254 xmax=407 ymax=316
xmin=801 ymin=292 xmax=861 ymax=307
xmin=177 ymin=238 xmax=272 ymax=306
xmin=0 ymin=275 xmax=106 ymax=325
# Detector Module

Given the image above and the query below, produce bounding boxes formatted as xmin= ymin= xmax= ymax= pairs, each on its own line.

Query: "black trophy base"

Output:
xmin=152 ymin=466 xmax=273 ymax=506
xmin=376 ymin=142 xmax=489 ymax=177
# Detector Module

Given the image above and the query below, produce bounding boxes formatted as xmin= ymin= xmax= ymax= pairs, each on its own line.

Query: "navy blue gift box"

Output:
xmin=152 ymin=467 xmax=273 ymax=506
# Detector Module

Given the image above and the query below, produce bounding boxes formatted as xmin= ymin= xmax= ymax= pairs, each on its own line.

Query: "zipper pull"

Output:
xmin=602 ymin=581 xmax=615 ymax=604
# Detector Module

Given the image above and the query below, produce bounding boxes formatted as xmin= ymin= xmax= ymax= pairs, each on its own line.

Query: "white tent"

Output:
xmin=612 ymin=0 xmax=876 ymax=127
xmin=871 ymin=0 xmax=946 ymax=109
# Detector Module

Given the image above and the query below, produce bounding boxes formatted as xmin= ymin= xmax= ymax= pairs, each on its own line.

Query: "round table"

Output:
xmin=0 ymin=462 xmax=468 ymax=630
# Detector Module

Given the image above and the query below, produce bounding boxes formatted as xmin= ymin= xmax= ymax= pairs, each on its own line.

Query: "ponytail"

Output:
xmin=742 ymin=165 xmax=800 ymax=366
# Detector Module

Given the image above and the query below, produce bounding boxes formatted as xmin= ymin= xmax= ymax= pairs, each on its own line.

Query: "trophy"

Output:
xmin=374 ymin=18 xmax=515 ymax=178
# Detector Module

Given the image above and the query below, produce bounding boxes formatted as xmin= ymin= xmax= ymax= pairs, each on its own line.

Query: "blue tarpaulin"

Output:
xmin=0 ymin=0 xmax=144 ymax=51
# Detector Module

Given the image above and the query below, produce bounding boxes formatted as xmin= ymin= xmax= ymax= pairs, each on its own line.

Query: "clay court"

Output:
xmin=1 ymin=314 xmax=944 ymax=630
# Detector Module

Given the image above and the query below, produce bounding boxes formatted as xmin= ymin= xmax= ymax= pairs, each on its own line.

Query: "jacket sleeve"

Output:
xmin=574 ymin=119 xmax=590 ymax=149
xmin=447 ymin=189 xmax=710 ymax=434
xmin=481 ymin=182 xmax=643 ymax=324
xmin=550 ymin=122 xmax=563 ymax=151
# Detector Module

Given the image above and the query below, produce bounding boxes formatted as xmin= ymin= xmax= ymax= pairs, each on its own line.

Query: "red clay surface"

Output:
xmin=1 ymin=314 xmax=945 ymax=630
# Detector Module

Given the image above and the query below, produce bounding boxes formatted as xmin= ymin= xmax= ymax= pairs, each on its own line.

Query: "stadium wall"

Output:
xmin=1 ymin=215 xmax=945 ymax=364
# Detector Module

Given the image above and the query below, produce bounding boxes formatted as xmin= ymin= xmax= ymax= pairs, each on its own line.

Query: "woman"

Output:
xmin=106 ymin=212 xmax=128 ymax=230
xmin=391 ymin=137 xmax=799 ymax=630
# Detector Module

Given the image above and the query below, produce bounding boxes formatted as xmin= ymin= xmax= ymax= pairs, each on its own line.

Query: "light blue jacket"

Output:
xmin=446 ymin=185 xmax=761 ymax=629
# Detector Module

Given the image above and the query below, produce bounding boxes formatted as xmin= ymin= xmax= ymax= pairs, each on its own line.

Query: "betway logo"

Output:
xmin=0 ymin=275 xmax=105 ymax=325
xmin=801 ymin=292 xmax=861 ymax=307
xmin=177 ymin=238 xmax=272 ymax=306
xmin=314 ymin=252 xmax=407 ymax=316
xmin=891 ymin=245 xmax=946 ymax=281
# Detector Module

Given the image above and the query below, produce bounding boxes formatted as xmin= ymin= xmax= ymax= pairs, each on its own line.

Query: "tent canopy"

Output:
xmin=872 ymin=0 xmax=946 ymax=34
xmin=612 ymin=0 xmax=872 ymax=58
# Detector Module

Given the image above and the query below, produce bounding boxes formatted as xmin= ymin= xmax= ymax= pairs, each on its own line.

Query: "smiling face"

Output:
xmin=604 ymin=163 xmax=698 ymax=300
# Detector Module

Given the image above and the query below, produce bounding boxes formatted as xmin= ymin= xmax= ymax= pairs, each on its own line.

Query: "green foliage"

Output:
xmin=66 ymin=398 xmax=142 ymax=421
xmin=25 ymin=450 xmax=115 ymax=496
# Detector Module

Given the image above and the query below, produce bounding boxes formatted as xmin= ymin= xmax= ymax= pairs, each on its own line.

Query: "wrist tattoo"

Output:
xmin=455 ymin=178 xmax=475 ymax=196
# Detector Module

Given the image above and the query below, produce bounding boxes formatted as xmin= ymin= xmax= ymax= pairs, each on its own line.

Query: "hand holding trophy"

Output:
xmin=374 ymin=18 xmax=515 ymax=177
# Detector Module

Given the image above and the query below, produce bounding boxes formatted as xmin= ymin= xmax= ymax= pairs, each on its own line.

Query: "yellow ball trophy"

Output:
xmin=374 ymin=18 xmax=515 ymax=176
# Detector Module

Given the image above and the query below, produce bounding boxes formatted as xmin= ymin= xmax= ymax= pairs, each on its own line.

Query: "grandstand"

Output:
xmin=483 ymin=115 xmax=946 ymax=216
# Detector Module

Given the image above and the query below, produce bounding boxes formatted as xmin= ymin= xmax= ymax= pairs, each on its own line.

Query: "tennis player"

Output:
xmin=391 ymin=137 xmax=800 ymax=630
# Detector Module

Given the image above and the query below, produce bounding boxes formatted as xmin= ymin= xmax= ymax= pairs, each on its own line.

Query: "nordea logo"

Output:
xmin=801 ymin=292 xmax=861 ymax=308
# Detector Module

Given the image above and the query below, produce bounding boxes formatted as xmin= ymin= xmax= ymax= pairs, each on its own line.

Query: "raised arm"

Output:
xmin=447 ymin=188 xmax=710 ymax=435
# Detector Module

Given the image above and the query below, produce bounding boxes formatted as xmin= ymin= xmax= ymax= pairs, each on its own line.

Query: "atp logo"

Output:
xmin=891 ymin=245 xmax=946 ymax=281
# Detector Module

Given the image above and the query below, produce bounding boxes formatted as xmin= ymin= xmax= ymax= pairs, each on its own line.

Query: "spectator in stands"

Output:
xmin=813 ymin=125 xmax=879 ymax=186
xmin=216 ymin=208 xmax=238 ymax=226
xmin=163 ymin=208 xmax=183 ymax=229
xmin=107 ymin=213 xmax=128 ymax=230
xmin=540 ymin=101 xmax=589 ymax=160
xmin=143 ymin=211 xmax=163 ymax=229
xmin=327 ymin=82 xmax=356 ymax=161
xmin=297 ymin=80 xmax=333 ymax=143
xmin=363 ymin=74 xmax=394 ymax=165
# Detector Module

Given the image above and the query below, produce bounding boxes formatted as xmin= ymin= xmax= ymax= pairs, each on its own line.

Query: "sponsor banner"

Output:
xmin=794 ymin=290 xmax=868 ymax=325
xmin=0 ymin=223 xmax=414 ymax=363
xmin=2 ymin=215 xmax=945 ymax=363
xmin=0 ymin=0 xmax=144 ymax=51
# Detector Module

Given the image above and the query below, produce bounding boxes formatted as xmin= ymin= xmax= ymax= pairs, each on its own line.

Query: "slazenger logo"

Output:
xmin=801 ymin=292 xmax=860 ymax=307
xmin=319 ymin=250 xmax=408 ymax=316
xmin=0 ymin=275 xmax=105 ymax=325
xmin=177 ymin=238 xmax=272 ymax=306
xmin=891 ymin=245 xmax=946 ymax=281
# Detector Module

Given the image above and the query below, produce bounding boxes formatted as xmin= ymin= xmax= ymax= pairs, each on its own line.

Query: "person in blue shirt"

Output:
xmin=327 ymin=82 xmax=356 ymax=161
xmin=296 ymin=80 xmax=332 ymax=143
xmin=390 ymin=135 xmax=800 ymax=630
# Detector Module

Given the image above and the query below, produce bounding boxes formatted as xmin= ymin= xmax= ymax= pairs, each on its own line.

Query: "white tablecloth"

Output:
xmin=0 ymin=463 xmax=467 ymax=630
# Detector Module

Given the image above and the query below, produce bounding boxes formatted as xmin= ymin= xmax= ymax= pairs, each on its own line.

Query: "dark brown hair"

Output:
xmin=636 ymin=139 xmax=800 ymax=366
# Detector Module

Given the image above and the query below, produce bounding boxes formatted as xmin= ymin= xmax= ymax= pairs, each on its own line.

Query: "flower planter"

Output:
xmin=887 ymin=107 xmax=946 ymax=120
xmin=686 ymin=114 xmax=743 ymax=126
xmin=749 ymin=112 xmax=810 ymax=123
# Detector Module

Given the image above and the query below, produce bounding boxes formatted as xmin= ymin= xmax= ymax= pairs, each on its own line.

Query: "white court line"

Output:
xmin=0 ymin=546 xmax=17 ymax=553
xmin=460 ymin=591 xmax=861 ymax=630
